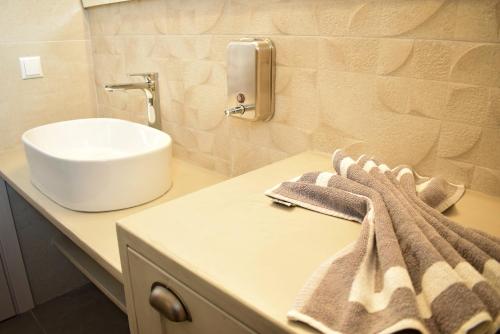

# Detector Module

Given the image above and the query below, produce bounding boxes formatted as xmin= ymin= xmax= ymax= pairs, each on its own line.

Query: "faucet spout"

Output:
xmin=104 ymin=73 xmax=162 ymax=130
xmin=104 ymin=82 xmax=152 ymax=91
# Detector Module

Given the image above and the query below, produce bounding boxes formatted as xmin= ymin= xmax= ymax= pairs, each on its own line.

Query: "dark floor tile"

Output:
xmin=0 ymin=312 xmax=44 ymax=334
xmin=33 ymin=284 xmax=129 ymax=334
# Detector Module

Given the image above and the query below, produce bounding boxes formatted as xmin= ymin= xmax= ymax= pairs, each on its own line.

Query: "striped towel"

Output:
xmin=265 ymin=150 xmax=500 ymax=334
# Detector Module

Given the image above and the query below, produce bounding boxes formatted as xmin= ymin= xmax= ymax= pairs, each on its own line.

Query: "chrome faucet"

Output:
xmin=105 ymin=73 xmax=162 ymax=130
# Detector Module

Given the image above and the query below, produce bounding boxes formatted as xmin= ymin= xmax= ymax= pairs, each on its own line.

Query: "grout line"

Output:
xmin=87 ymin=33 xmax=500 ymax=45
xmin=30 ymin=310 xmax=48 ymax=334
xmin=0 ymin=39 xmax=90 ymax=46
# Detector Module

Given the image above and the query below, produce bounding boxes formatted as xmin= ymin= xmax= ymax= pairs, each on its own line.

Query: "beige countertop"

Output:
xmin=0 ymin=147 xmax=227 ymax=282
xmin=118 ymin=151 xmax=500 ymax=333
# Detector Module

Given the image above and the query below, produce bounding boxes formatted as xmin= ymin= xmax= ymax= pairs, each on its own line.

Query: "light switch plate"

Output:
xmin=19 ymin=56 xmax=43 ymax=79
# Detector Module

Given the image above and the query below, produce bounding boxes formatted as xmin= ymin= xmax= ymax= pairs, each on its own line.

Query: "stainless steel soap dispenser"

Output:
xmin=224 ymin=38 xmax=275 ymax=121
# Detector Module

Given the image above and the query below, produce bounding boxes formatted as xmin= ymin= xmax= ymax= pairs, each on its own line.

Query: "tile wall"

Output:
xmin=86 ymin=0 xmax=499 ymax=195
xmin=0 ymin=0 xmax=97 ymax=152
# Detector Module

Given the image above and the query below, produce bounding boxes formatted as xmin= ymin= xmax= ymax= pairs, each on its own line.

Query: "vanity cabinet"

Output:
xmin=0 ymin=180 xmax=34 ymax=319
xmin=0 ymin=255 xmax=15 ymax=321
xmin=126 ymin=248 xmax=254 ymax=334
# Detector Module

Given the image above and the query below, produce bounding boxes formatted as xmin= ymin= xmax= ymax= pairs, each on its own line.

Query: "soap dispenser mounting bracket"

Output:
xmin=224 ymin=38 xmax=275 ymax=122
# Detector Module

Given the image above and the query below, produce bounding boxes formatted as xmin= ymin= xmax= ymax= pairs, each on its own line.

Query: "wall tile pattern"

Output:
xmin=87 ymin=0 xmax=500 ymax=195
xmin=0 ymin=0 xmax=97 ymax=152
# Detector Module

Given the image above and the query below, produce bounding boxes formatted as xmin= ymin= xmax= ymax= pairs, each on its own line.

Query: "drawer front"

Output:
xmin=127 ymin=248 xmax=254 ymax=334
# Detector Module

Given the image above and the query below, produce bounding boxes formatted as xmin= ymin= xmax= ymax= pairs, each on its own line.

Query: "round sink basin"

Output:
xmin=22 ymin=118 xmax=172 ymax=212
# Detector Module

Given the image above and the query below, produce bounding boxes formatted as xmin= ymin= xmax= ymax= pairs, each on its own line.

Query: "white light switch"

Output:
xmin=19 ymin=56 xmax=43 ymax=79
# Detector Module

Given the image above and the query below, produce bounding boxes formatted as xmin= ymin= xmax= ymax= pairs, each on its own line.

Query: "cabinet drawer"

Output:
xmin=127 ymin=248 xmax=254 ymax=334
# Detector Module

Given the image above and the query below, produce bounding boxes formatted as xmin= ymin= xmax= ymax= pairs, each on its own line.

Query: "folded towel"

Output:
xmin=266 ymin=150 xmax=500 ymax=334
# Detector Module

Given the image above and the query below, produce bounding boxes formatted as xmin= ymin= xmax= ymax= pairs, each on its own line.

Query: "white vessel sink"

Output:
xmin=22 ymin=118 xmax=172 ymax=212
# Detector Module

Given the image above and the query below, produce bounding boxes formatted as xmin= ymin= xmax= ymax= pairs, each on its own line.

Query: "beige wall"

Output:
xmin=87 ymin=0 xmax=500 ymax=195
xmin=0 ymin=0 xmax=97 ymax=152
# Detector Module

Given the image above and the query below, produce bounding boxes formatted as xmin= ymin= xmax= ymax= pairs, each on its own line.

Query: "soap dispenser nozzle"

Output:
xmin=224 ymin=104 xmax=255 ymax=117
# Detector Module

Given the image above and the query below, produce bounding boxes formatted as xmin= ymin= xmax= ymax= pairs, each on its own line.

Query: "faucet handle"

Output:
xmin=128 ymin=72 xmax=157 ymax=82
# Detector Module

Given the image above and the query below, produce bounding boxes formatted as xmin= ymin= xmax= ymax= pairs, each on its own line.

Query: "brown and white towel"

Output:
xmin=266 ymin=150 xmax=500 ymax=334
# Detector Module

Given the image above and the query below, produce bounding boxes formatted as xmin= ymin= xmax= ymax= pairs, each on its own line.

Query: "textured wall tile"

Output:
xmin=91 ymin=36 xmax=122 ymax=56
xmin=97 ymin=105 xmax=115 ymax=118
xmin=186 ymin=151 xmax=217 ymax=170
xmin=87 ymin=3 xmax=121 ymax=36
xmin=97 ymin=90 xmax=126 ymax=118
xmin=270 ymin=123 xmax=310 ymax=154
xmin=93 ymin=54 xmax=126 ymax=87
xmin=414 ymin=145 xmax=438 ymax=177
xmin=231 ymin=139 xmax=288 ymax=176
xmin=163 ymin=96 xmax=185 ymax=125
xmin=165 ymin=0 xmax=225 ymax=34
xmin=274 ymin=94 xmax=320 ymax=132
xmin=318 ymin=37 xmax=379 ymax=73
xmin=450 ymin=44 xmax=500 ymax=87
xmin=276 ymin=67 xmax=317 ymax=98
xmin=319 ymin=70 xmax=441 ymax=166
xmin=437 ymin=122 xmax=482 ymax=158
xmin=163 ymin=36 xmax=212 ymax=61
xmin=155 ymin=76 xmax=185 ymax=125
xmin=248 ymin=123 xmax=274 ymax=147
xmin=311 ymin=125 xmax=365 ymax=155
xmin=214 ymin=159 xmax=231 ymax=175
xmin=394 ymin=40 xmax=453 ymax=81
xmin=273 ymin=36 xmax=318 ymax=68
xmin=444 ymin=84 xmax=490 ymax=126
xmin=183 ymin=61 xmax=214 ymax=90
xmin=125 ymin=57 xmax=167 ymax=76
xmin=228 ymin=120 xmax=273 ymax=148
xmin=209 ymin=35 xmax=236 ymax=62
xmin=435 ymin=158 xmax=475 ymax=186
xmin=172 ymin=143 xmax=229 ymax=173
xmin=318 ymin=70 xmax=376 ymax=133
xmin=477 ymin=128 xmax=500 ymax=169
xmin=195 ymin=130 xmax=215 ymax=153
xmin=184 ymin=85 xmax=225 ymax=130
xmin=118 ymin=0 xmax=167 ymax=34
xmin=471 ymin=166 xmax=500 ymax=196
xmin=376 ymin=39 xmax=413 ymax=75
xmin=454 ymin=0 xmax=500 ymax=42
xmin=212 ymin=122 xmax=232 ymax=160
xmin=86 ymin=0 xmax=500 ymax=196
xmin=360 ymin=112 xmax=441 ymax=166
xmin=164 ymin=123 xmax=198 ymax=150
xmin=349 ymin=0 xmax=447 ymax=37
xmin=153 ymin=58 xmax=185 ymax=84
xmin=408 ymin=79 xmax=448 ymax=119
xmin=376 ymin=76 xmax=411 ymax=114
xmin=400 ymin=0 xmax=456 ymax=40
xmin=122 ymin=36 xmax=156 ymax=58
xmin=316 ymin=0 xmax=365 ymax=36
xmin=271 ymin=0 xmax=318 ymax=35
xmin=172 ymin=142 xmax=189 ymax=159
xmin=210 ymin=1 xmax=278 ymax=35
xmin=274 ymin=67 xmax=319 ymax=132
xmin=487 ymin=88 xmax=500 ymax=128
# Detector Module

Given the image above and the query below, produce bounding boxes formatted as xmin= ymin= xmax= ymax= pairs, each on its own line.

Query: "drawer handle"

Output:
xmin=149 ymin=284 xmax=190 ymax=322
